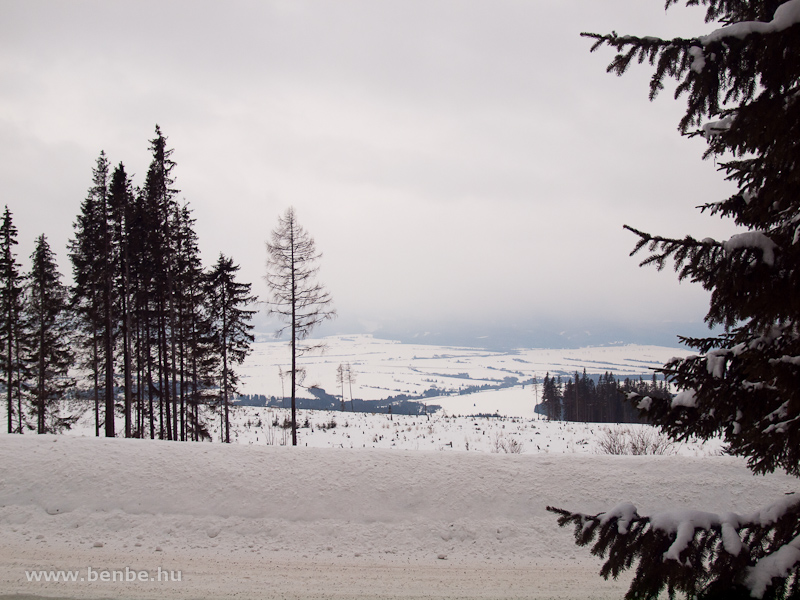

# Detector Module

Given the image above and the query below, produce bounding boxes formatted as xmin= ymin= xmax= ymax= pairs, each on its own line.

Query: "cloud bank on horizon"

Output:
xmin=0 ymin=0 xmax=741 ymax=344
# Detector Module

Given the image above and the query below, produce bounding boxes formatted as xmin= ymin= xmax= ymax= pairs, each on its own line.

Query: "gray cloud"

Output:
xmin=0 ymin=0 xmax=740 ymax=344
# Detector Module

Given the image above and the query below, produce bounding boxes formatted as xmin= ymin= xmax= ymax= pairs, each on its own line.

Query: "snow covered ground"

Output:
xmin=0 ymin=434 xmax=795 ymax=599
xmin=203 ymin=407 xmax=724 ymax=456
xmin=239 ymin=334 xmax=685 ymax=413
xmin=64 ymin=334 xmax=713 ymax=455
xmin=1 ymin=337 xmax=781 ymax=599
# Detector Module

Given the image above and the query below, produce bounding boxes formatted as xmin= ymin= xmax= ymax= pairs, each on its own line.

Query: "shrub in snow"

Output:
xmin=596 ymin=426 xmax=677 ymax=456
xmin=549 ymin=2 xmax=800 ymax=599
xmin=491 ymin=431 xmax=525 ymax=454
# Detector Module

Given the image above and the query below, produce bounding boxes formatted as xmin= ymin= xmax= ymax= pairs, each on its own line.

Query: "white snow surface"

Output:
xmin=701 ymin=0 xmax=800 ymax=43
xmin=747 ymin=533 xmax=800 ymax=599
xmin=723 ymin=232 xmax=778 ymax=266
xmin=0 ymin=433 xmax=797 ymax=599
xmin=239 ymin=334 xmax=686 ymax=417
xmin=688 ymin=1 xmax=800 ymax=75
xmin=671 ymin=389 xmax=698 ymax=409
xmin=3 ymin=337 xmax=795 ymax=598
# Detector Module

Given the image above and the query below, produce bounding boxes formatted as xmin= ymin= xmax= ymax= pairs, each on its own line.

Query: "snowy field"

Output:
xmin=0 ymin=434 xmax=796 ymax=600
xmin=239 ymin=334 xmax=686 ymax=417
xmin=63 ymin=335 xmax=718 ymax=455
xmin=0 ymin=337 xmax=772 ymax=599
xmin=190 ymin=407 xmax=724 ymax=456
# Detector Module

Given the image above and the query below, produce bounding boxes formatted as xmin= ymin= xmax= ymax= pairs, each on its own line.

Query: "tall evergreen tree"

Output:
xmin=541 ymin=372 xmax=562 ymax=420
xmin=178 ymin=205 xmax=217 ymax=442
xmin=25 ymin=235 xmax=74 ymax=434
xmin=0 ymin=207 xmax=24 ymax=433
xmin=550 ymin=2 xmax=800 ymax=598
xmin=69 ymin=151 xmax=119 ymax=437
xmin=206 ymin=254 xmax=256 ymax=443
xmin=64 ymin=127 xmax=239 ymax=443
xmin=96 ymin=153 xmax=115 ymax=438
xmin=127 ymin=178 xmax=159 ymax=438
xmin=69 ymin=160 xmax=106 ymax=437
xmin=144 ymin=125 xmax=180 ymax=441
xmin=265 ymin=207 xmax=336 ymax=446
xmin=108 ymin=162 xmax=135 ymax=438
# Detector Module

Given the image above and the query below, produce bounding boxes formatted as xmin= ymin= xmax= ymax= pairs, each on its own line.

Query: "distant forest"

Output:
xmin=538 ymin=371 xmax=668 ymax=424
xmin=237 ymin=370 xmax=666 ymax=424
xmin=236 ymin=389 xmax=439 ymax=416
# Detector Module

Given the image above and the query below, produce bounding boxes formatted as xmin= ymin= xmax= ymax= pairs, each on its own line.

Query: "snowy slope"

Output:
xmin=239 ymin=334 xmax=684 ymax=408
xmin=0 ymin=433 xmax=795 ymax=599
xmin=223 ymin=408 xmax=723 ymax=456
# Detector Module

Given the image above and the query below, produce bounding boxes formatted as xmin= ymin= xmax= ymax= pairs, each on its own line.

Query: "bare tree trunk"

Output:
xmin=146 ymin=314 xmax=155 ymax=440
xmin=37 ymin=296 xmax=45 ymax=434
xmin=104 ymin=267 xmax=114 ymax=438
xmin=222 ymin=283 xmax=230 ymax=444
xmin=121 ymin=248 xmax=133 ymax=438
xmin=348 ymin=363 xmax=355 ymax=412
xmin=93 ymin=321 xmax=99 ymax=437
xmin=6 ymin=274 xmax=12 ymax=434
xmin=15 ymin=328 xmax=22 ymax=433
xmin=290 ymin=235 xmax=297 ymax=447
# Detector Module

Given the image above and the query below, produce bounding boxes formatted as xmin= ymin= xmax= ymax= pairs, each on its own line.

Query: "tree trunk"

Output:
xmin=290 ymin=236 xmax=297 ymax=447
xmin=104 ymin=265 xmax=114 ymax=438
xmin=6 ymin=269 xmax=12 ymax=434
xmin=222 ymin=283 xmax=230 ymax=444
xmin=93 ymin=321 xmax=99 ymax=437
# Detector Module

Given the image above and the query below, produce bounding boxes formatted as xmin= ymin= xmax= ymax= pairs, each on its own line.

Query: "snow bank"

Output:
xmin=0 ymin=434 xmax=742 ymax=527
xmin=0 ymin=434 xmax=797 ymax=599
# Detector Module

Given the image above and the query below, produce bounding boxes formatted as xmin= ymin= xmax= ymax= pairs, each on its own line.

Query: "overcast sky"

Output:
xmin=1 ymin=1 xmax=741 ymax=346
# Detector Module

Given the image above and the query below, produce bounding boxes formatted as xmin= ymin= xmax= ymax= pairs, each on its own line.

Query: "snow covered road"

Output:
xmin=0 ymin=434 xmax=795 ymax=599
xmin=0 ymin=546 xmax=629 ymax=599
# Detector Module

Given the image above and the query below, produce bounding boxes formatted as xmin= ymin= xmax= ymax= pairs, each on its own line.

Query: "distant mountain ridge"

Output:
xmin=254 ymin=316 xmax=714 ymax=351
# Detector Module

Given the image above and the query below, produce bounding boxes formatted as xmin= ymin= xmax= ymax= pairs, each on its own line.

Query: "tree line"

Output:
xmin=2 ymin=125 xmax=256 ymax=442
xmin=539 ymin=370 xmax=670 ymax=423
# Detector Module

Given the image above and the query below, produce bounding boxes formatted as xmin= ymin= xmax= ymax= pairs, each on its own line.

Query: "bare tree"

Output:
xmin=336 ymin=363 xmax=346 ymax=411
xmin=265 ymin=207 xmax=335 ymax=445
xmin=346 ymin=362 xmax=356 ymax=411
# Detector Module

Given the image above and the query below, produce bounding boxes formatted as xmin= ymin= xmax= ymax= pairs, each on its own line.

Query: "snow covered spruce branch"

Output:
xmin=583 ymin=0 xmax=800 ymax=132
xmin=557 ymin=1 xmax=800 ymax=598
xmin=624 ymin=323 xmax=800 ymax=478
xmin=548 ymin=494 xmax=800 ymax=600
xmin=624 ymin=225 xmax=783 ymax=331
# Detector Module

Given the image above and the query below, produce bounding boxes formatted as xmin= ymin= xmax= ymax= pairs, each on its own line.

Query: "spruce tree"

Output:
xmin=549 ymin=2 xmax=800 ymax=598
xmin=127 ymin=174 xmax=160 ymax=438
xmin=69 ymin=151 xmax=118 ymax=437
xmin=69 ymin=171 xmax=105 ymax=436
xmin=541 ymin=372 xmax=562 ymax=421
xmin=145 ymin=125 xmax=180 ymax=441
xmin=0 ymin=207 xmax=25 ymax=433
xmin=108 ymin=162 xmax=135 ymax=438
xmin=25 ymin=235 xmax=74 ymax=434
xmin=175 ymin=204 xmax=216 ymax=441
xmin=206 ymin=254 xmax=256 ymax=444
